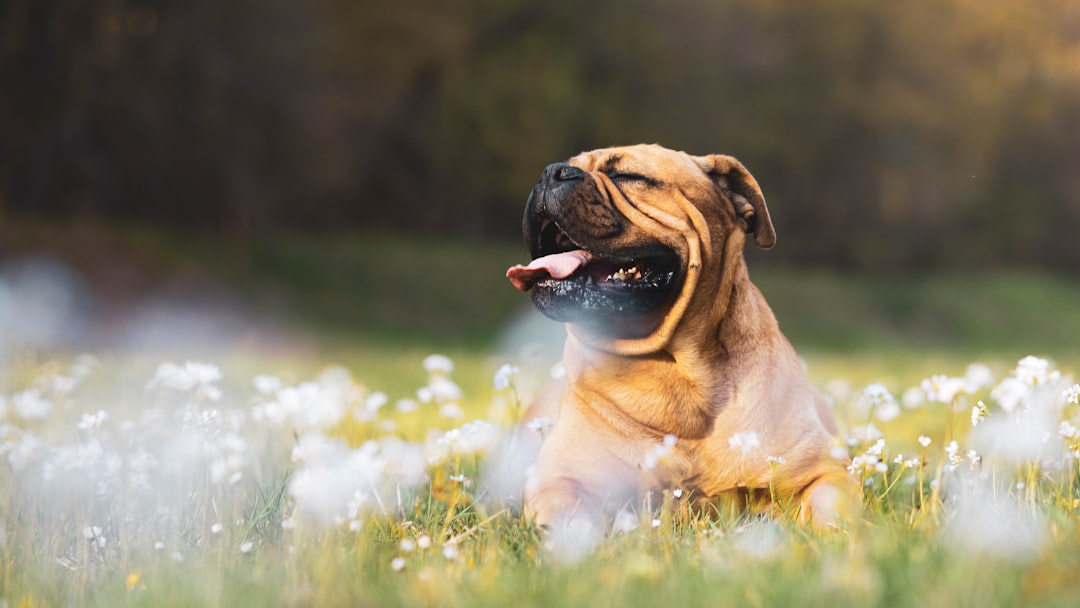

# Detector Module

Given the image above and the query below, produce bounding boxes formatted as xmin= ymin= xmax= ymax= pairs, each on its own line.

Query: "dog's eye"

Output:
xmin=609 ymin=172 xmax=658 ymax=187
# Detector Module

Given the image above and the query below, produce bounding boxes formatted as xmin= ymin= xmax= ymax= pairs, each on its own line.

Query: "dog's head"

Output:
xmin=507 ymin=144 xmax=774 ymax=355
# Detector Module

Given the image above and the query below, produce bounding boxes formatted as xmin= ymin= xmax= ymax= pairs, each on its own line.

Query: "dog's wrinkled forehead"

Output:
xmin=567 ymin=144 xmax=709 ymax=186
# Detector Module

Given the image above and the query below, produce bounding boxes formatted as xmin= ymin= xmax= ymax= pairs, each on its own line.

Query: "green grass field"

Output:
xmin=2 ymin=224 xmax=1080 ymax=607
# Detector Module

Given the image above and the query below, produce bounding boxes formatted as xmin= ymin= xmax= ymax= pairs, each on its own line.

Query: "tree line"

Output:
xmin=3 ymin=0 xmax=1079 ymax=271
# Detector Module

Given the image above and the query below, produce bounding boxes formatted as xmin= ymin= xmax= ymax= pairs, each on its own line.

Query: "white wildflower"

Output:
xmin=417 ymin=535 xmax=432 ymax=549
xmin=550 ymin=362 xmax=566 ymax=379
xmin=672 ymin=488 xmax=684 ymax=499
xmin=862 ymin=384 xmax=900 ymax=421
xmin=526 ymin=417 xmax=554 ymax=435
xmin=438 ymin=402 xmax=464 ymax=419
xmin=493 ymin=364 xmax=519 ymax=391
xmin=991 ymin=377 xmax=1029 ymax=413
xmin=211 ymin=523 xmax=223 ymax=534
xmin=77 ymin=410 xmax=109 ymax=432
xmin=240 ymin=541 xmax=253 ymax=554
xmin=921 ymin=375 xmax=964 ymax=404
xmin=442 ymin=544 xmax=459 ymax=561
xmin=422 ymin=354 xmax=454 ymax=375
xmin=971 ymin=401 xmax=988 ymax=427
xmin=400 ymin=538 xmax=416 ymax=553
xmin=612 ymin=508 xmax=639 ymax=534
xmin=850 ymin=424 xmax=884 ymax=443
xmin=964 ymin=363 xmax=995 ymax=393
xmin=82 ymin=526 xmax=106 ymax=549
xmin=918 ymin=436 xmax=932 ymax=448
xmin=728 ymin=431 xmax=761 ymax=454
xmin=428 ymin=378 xmax=462 ymax=402
xmin=396 ymin=399 xmax=419 ymax=414
xmin=766 ymin=455 xmax=787 ymax=465
xmin=12 ymin=389 xmax=53 ymax=421
xmin=1059 ymin=420 xmax=1079 ymax=439
xmin=252 ymin=374 xmax=282 ymax=395
xmin=354 ymin=392 xmax=388 ymax=422
xmin=901 ymin=387 xmax=925 ymax=409
xmin=643 ymin=438 xmax=674 ymax=470
xmin=391 ymin=557 xmax=406 ymax=572
xmin=1015 ymin=356 xmax=1059 ymax=387
xmin=1064 ymin=384 xmax=1080 ymax=405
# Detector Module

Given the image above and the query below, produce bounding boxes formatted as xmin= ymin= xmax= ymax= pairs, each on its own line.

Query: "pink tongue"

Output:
xmin=506 ymin=250 xmax=593 ymax=292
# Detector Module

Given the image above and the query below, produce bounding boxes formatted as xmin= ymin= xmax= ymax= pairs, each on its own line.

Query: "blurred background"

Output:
xmin=2 ymin=0 xmax=1079 ymax=368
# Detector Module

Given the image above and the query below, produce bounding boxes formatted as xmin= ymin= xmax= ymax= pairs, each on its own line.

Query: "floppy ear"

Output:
xmin=697 ymin=154 xmax=776 ymax=249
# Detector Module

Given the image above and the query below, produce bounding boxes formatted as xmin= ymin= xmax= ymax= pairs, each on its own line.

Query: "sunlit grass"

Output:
xmin=5 ymin=225 xmax=1080 ymax=606
xmin=3 ymin=347 xmax=1080 ymax=607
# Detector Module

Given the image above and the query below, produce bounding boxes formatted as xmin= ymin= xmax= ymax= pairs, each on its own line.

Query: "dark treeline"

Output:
xmin=3 ymin=0 xmax=1079 ymax=271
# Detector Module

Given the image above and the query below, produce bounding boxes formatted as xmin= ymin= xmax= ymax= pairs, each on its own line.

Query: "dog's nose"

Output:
xmin=543 ymin=162 xmax=586 ymax=184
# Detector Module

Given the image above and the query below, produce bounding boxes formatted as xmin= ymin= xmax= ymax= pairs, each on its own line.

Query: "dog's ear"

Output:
xmin=697 ymin=155 xmax=776 ymax=249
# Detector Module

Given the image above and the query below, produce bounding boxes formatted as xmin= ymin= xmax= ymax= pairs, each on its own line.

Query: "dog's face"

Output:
xmin=508 ymin=144 xmax=775 ymax=352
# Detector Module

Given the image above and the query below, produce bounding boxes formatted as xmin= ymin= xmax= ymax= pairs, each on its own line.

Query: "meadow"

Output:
xmin=2 ymin=226 xmax=1080 ymax=607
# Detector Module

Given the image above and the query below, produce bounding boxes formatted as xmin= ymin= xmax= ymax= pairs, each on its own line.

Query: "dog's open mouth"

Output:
xmin=506 ymin=218 xmax=680 ymax=323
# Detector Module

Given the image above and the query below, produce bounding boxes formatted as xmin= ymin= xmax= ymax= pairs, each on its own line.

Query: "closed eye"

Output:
xmin=608 ymin=172 xmax=660 ymax=187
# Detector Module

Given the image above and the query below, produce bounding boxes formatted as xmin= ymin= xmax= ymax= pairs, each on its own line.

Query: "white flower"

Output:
xmin=643 ymin=438 xmax=674 ymax=470
xmin=396 ymin=399 xmax=419 ymax=414
xmin=971 ymin=401 xmax=988 ymax=427
xmin=13 ymin=389 xmax=53 ymax=421
xmin=901 ymin=387 xmax=925 ymax=409
xmin=850 ymin=424 xmax=884 ymax=443
xmin=1015 ymin=356 xmax=1059 ymax=387
xmin=400 ymin=538 xmax=416 ymax=553
xmin=82 ymin=526 xmax=106 ymax=549
xmin=417 ymin=535 xmax=432 ymax=549
xmin=612 ymin=508 xmax=639 ymax=534
xmin=526 ymin=417 xmax=554 ymax=435
xmin=663 ymin=434 xmax=677 ymax=447
xmin=240 ymin=542 xmax=254 ymax=554
xmin=391 ymin=557 xmax=406 ymax=572
xmin=921 ymin=375 xmax=964 ymax=404
xmin=991 ymin=377 xmax=1028 ymax=413
xmin=766 ymin=455 xmax=787 ymax=465
xmin=862 ymin=384 xmax=899 ymax=421
xmin=1059 ymin=420 xmax=1080 ymax=439
xmin=438 ymin=403 xmax=464 ymax=419
xmin=211 ymin=523 xmax=223 ymax=534
xmin=728 ymin=432 xmax=761 ymax=454
xmin=252 ymin=374 xmax=282 ymax=395
xmin=77 ymin=410 xmax=109 ymax=432
xmin=493 ymin=364 xmax=519 ymax=391
xmin=964 ymin=363 xmax=996 ymax=393
xmin=428 ymin=378 xmax=462 ymax=402
xmin=442 ymin=544 xmax=459 ymax=561
xmin=550 ymin=362 xmax=566 ymax=379
xmin=672 ymin=488 xmax=684 ymax=499
xmin=1064 ymin=384 xmax=1080 ymax=405
xmin=147 ymin=361 xmax=224 ymax=402
xmin=918 ymin=436 xmax=932 ymax=448
xmin=422 ymin=354 xmax=454 ymax=375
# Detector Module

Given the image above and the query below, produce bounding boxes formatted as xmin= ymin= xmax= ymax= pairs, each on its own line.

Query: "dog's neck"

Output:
xmin=562 ymin=249 xmax=783 ymax=440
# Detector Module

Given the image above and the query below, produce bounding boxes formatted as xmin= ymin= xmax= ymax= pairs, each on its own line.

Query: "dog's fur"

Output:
xmin=508 ymin=144 xmax=856 ymax=529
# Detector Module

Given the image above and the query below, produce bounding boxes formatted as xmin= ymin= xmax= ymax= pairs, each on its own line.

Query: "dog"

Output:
xmin=506 ymin=144 xmax=856 ymax=530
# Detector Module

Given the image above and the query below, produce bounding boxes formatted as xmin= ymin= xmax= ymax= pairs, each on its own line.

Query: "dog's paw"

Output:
xmin=796 ymin=472 xmax=861 ymax=530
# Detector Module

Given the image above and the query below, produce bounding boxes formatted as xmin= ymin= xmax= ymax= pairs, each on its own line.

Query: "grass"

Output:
xmin=3 ymin=221 xmax=1080 ymax=607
